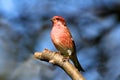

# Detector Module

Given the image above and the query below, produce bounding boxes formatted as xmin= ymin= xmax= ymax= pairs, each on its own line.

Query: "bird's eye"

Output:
xmin=56 ymin=18 xmax=60 ymax=20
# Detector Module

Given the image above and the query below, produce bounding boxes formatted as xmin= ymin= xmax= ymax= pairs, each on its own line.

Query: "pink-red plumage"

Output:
xmin=50 ymin=16 xmax=84 ymax=72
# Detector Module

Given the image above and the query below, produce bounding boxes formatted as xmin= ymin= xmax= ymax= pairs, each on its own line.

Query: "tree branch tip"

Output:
xmin=34 ymin=52 xmax=42 ymax=59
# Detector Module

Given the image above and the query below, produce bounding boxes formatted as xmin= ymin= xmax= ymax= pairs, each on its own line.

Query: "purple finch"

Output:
xmin=50 ymin=16 xmax=84 ymax=72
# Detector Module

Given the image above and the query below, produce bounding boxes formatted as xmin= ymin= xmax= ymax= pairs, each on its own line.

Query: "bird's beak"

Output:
xmin=50 ymin=19 xmax=53 ymax=24
xmin=50 ymin=18 xmax=53 ymax=21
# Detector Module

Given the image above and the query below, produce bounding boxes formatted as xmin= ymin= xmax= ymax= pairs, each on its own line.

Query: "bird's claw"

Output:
xmin=62 ymin=56 xmax=69 ymax=62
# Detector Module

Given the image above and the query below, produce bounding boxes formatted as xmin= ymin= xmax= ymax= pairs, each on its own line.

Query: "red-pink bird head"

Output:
xmin=51 ymin=16 xmax=66 ymax=26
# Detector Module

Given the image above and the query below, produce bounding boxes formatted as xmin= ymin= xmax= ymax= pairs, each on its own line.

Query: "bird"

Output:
xmin=50 ymin=16 xmax=84 ymax=72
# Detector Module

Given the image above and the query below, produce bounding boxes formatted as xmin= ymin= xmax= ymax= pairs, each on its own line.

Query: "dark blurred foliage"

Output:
xmin=0 ymin=0 xmax=120 ymax=80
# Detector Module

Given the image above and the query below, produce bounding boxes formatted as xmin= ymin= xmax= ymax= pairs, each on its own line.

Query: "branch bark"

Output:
xmin=34 ymin=49 xmax=85 ymax=80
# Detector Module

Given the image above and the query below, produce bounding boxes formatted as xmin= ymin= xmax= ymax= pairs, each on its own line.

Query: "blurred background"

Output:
xmin=0 ymin=0 xmax=120 ymax=80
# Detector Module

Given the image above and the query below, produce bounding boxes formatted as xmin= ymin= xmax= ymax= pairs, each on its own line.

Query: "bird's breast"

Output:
xmin=51 ymin=26 xmax=73 ymax=49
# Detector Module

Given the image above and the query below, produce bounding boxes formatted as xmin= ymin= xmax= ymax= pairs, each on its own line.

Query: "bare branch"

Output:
xmin=34 ymin=49 xmax=85 ymax=80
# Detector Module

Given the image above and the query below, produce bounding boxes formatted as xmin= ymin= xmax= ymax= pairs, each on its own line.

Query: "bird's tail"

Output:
xmin=71 ymin=55 xmax=85 ymax=72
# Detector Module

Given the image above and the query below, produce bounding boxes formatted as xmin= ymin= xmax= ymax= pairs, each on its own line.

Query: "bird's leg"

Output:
xmin=62 ymin=49 xmax=72 ymax=62
xmin=57 ymin=51 xmax=61 ymax=54
xmin=54 ymin=51 xmax=61 ymax=55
